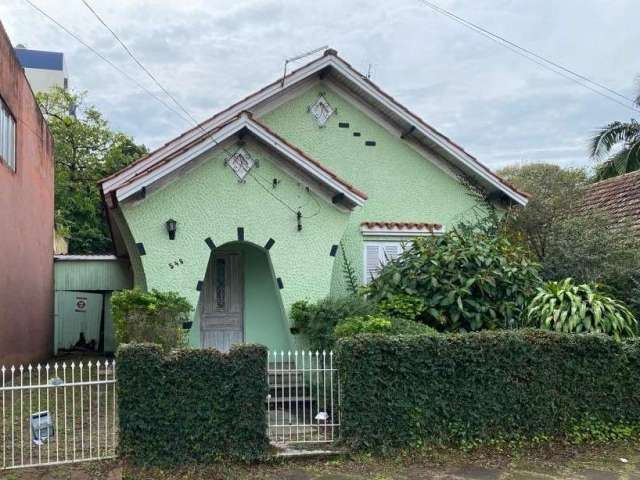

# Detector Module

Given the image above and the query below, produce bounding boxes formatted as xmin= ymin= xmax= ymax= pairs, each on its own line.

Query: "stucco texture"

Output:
xmin=120 ymin=137 xmax=349 ymax=351
xmin=261 ymin=82 xmax=482 ymax=294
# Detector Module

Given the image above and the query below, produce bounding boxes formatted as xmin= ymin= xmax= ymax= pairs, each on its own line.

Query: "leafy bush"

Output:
xmin=290 ymin=295 xmax=375 ymax=351
xmin=335 ymin=316 xmax=392 ymax=337
xmin=527 ymin=279 xmax=637 ymax=340
xmin=377 ymin=294 xmax=425 ymax=321
xmin=541 ymin=213 xmax=640 ymax=317
xmin=337 ymin=330 xmax=640 ymax=451
xmin=111 ymin=289 xmax=193 ymax=351
xmin=335 ymin=315 xmax=436 ymax=339
xmin=117 ymin=343 xmax=268 ymax=465
xmin=366 ymin=229 xmax=541 ymax=332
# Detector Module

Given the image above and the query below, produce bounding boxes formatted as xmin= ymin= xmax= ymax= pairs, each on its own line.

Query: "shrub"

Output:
xmin=337 ymin=330 xmax=640 ymax=451
xmin=335 ymin=316 xmax=392 ymax=337
xmin=117 ymin=343 xmax=268 ymax=465
xmin=527 ymin=279 xmax=637 ymax=340
xmin=366 ymin=229 xmax=541 ymax=332
xmin=111 ymin=288 xmax=192 ymax=351
xmin=376 ymin=294 xmax=425 ymax=321
xmin=541 ymin=213 xmax=640 ymax=317
xmin=290 ymin=295 xmax=375 ymax=351
xmin=335 ymin=315 xmax=437 ymax=339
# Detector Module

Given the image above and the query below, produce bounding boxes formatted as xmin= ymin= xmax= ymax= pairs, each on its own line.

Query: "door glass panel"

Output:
xmin=215 ymin=258 xmax=226 ymax=309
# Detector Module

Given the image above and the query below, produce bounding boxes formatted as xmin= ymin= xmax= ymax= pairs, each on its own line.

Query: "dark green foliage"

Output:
xmin=290 ymin=296 xmax=375 ymax=351
xmin=117 ymin=344 xmax=268 ymax=465
xmin=541 ymin=213 xmax=640 ymax=316
xmin=337 ymin=330 xmax=640 ymax=451
xmin=335 ymin=315 xmax=437 ymax=339
xmin=111 ymin=289 xmax=193 ymax=351
xmin=38 ymin=88 xmax=146 ymax=254
xmin=366 ymin=230 xmax=541 ymax=332
xmin=376 ymin=294 xmax=425 ymax=321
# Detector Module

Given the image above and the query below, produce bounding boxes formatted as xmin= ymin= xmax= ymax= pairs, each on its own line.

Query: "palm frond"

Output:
xmin=595 ymin=145 xmax=640 ymax=180
xmin=589 ymin=120 xmax=640 ymax=159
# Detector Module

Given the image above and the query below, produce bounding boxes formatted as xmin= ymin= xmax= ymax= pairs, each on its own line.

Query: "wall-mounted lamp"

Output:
xmin=166 ymin=219 xmax=177 ymax=240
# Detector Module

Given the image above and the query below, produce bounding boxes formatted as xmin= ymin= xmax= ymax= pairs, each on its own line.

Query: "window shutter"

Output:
xmin=382 ymin=243 xmax=401 ymax=262
xmin=365 ymin=244 xmax=382 ymax=283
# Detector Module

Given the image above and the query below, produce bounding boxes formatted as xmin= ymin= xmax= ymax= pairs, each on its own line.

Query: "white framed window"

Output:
xmin=363 ymin=241 xmax=409 ymax=284
xmin=0 ymin=96 xmax=16 ymax=172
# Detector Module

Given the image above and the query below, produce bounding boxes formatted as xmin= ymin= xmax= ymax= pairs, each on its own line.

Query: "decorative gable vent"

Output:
xmin=226 ymin=148 xmax=255 ymax=181
xmin=308 ymin=94 xmax=335 ymax=127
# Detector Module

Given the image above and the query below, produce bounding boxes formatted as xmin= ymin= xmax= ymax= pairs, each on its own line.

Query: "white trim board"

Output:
xmin=116 ymin=113 xmax=366 ymax=209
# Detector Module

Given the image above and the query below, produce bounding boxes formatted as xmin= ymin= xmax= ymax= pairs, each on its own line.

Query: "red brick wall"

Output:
xmin=0 ymin=22 xmax=54 ymax=365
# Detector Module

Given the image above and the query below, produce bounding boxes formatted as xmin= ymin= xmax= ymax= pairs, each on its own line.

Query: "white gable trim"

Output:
xmin=102 ymin=56 xmax=334 ymax=194
xmin=102 ymin=52 xmax=526 ymax=206
xmin=115 ymin=113 xmax=366 ymax=208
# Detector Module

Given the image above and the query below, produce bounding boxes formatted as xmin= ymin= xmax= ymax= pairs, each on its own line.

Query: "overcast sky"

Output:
xmin=1 ymin=0 xmax=639 ymax=172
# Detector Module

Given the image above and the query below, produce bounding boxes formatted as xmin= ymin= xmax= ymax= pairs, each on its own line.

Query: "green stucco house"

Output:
xmin=99 ymin=49 xmax=527 ymax=353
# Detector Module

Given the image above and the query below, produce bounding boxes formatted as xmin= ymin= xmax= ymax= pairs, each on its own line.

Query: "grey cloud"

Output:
xmin=1 ymin=0 xmax=639 ymax=171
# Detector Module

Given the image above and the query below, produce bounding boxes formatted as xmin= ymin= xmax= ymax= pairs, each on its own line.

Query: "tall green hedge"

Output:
xmin=337 ymin=330 xmax=640 ymax=451
xmin=117 ymin=344 xmax=268 ymax=465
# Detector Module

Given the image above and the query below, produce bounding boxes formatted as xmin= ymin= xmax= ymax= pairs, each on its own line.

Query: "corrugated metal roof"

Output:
xmin=54 ymin=257 xmax=132 ymax=291
xmin=54 ymin=255 xmax=119 ymax=261
xmin=14 ymin=48 xmax=64 ymax=71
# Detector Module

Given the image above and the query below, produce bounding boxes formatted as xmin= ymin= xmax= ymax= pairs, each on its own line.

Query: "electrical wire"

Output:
xmin=417 ymin=0 xmax=640 ymax=113
xmin=25 ymin=0 xmax=326 ymax=221
xmin=79 ymin=0 xmax=202 ymax=127
xmin=21 ymin=0 xmax=193 ymax=125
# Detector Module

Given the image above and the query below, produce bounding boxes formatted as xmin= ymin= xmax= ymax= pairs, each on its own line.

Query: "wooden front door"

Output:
xmin=201 ymin=252 xmax=243 ymax=352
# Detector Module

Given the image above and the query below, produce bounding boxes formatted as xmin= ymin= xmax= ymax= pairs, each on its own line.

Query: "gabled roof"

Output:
xmin=581 ymin=170 xmax=640 ymax=232
xmin=101 ymin=48 xmax=527 ymax=206
xmin=107 ymin=111 xmax=367 ymax=209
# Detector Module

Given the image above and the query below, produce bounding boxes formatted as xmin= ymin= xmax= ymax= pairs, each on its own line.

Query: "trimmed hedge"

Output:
xmin=117 ymin=343 xmax=268 ymax=465
xmin=337 ymin=330 xmax=640 ymax=451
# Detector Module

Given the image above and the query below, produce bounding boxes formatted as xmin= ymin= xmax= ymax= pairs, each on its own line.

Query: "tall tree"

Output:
xmin=499 ymin=162 xmax=640 ymax=316
xmin=497 ymin=163 xmax=587 ymax=259
xmin=38 ymin=87 xmax=146 ymax=254
xmin=589 ymin=85 xmax=640 ymax=179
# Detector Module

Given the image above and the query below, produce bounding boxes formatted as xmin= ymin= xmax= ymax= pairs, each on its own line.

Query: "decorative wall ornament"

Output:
xmin=308 ymin=94 xmax=335 ymax=127
xmin=226 ymin=148 xmax=255 ymax=181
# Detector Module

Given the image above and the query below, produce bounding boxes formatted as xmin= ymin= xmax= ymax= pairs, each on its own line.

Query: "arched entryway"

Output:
xmin=197 ymin=241 xmax=291 ymax=352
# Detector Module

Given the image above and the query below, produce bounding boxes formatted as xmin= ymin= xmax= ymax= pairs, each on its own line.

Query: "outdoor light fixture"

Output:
xmin=166 ymin=219 xmax=177 ymax=240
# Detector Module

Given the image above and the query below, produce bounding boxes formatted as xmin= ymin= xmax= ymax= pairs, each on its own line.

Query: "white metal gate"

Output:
xmin=267 ymin=351 xmax=339 ymax=445
xmin=1 ymin=360 xmax=117 ymax=470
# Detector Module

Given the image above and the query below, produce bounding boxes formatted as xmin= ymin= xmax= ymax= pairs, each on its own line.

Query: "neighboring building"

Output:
xmin=54 ymin=255 xmax=133 ymax=355
xmin=0 ymin=22 xmax=55 ymax=365
xmin=14 ymin=44 xmax=68 ymax=93
xmin=100 ymin=49 xmax=527 ymax=353
xmin=582 ymin=170 xmax=640 ymax=232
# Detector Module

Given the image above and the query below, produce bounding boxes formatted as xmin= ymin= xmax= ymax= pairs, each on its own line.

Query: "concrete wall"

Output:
xmin=119 ymin=137 xmax=349 ymax=351
xmin=23 ymin=68 xmax=66 ymax=94
xmin=115 ymin=80 xmax=486 ymax=353
xmin=0 ymin=22 xmax=55 ymax=365
xmin=261 ymin=82 xmax=482 ymax=294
